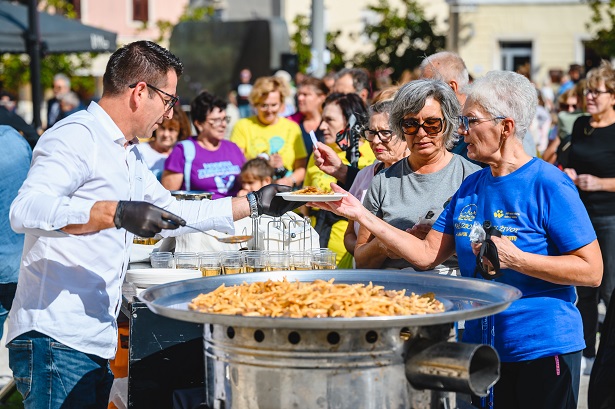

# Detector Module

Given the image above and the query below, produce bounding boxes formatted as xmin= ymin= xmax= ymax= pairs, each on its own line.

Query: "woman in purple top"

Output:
xmin=162 ymin=91 xmax=246 ymax=199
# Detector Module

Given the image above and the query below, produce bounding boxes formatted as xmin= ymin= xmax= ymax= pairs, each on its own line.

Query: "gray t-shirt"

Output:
xmin=363 ymin=154 xmax=481 ymax=269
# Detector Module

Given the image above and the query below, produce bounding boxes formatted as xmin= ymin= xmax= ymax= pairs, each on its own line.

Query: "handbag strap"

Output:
xmin=179 ymin=139 xmax=196 ymax=191
xmin=474 ymin=238 xmax=503 ymax=279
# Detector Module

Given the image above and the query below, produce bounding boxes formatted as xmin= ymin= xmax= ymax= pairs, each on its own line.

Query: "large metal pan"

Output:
xmin=139 ymin=270 xmax=521 ymax=329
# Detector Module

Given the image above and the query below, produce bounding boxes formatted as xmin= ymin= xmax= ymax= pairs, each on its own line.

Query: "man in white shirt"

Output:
xmin=6 ymin=40 xmax=300 ymax=409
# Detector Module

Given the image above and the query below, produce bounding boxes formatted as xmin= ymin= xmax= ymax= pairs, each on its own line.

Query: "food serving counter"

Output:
xmin=120 ymin=282 xmax=205 ymax=408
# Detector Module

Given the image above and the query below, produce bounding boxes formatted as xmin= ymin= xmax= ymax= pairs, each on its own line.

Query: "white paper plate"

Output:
xmin=125 ymin=268 xmax=201 ymax=289
xmin=276 ymin=192 xmax=347 ymax=202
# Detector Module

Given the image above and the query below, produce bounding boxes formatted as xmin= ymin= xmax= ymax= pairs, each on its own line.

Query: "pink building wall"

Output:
xmin=78 ymin=0 xmax=189 ymax=45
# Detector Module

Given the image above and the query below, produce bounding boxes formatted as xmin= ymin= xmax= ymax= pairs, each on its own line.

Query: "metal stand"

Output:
xmin=0 ymin=379 xmax=16 ymax=404
xmin=253 ymin=215 xmax=311 ymax=251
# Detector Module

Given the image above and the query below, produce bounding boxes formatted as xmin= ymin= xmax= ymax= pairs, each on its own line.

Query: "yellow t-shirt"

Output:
xmin=358 ymin=140 xmax=376 ymax=170
xmin=230 ymin=116 xmax=307 ymax=170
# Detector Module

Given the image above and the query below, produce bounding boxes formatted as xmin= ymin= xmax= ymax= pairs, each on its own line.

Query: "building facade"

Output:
xmin=447 ymin=0 xmax=601 ymax=85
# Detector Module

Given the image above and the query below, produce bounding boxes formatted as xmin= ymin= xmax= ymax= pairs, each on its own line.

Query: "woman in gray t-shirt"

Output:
xmin=355 ymin=79 xmax=480 ymax=270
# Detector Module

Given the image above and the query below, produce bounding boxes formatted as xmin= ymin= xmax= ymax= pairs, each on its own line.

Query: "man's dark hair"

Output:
xmin=190 ymin=91 xmax=227 ymax=125
xmin=103 ymin=40 xmax=183 ymax=96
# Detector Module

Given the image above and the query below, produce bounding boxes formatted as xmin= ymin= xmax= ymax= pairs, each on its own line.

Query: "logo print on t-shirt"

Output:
xmin=458 ymin=204 xmax=477 ymax=221
xmin=269 ymin=136 xmax=285 ymax=154
xmin=214 ymin=175 xmax=236 ymax=194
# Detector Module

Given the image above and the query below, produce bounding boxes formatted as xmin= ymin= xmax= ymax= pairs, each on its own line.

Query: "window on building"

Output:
xmin=500 ymin=41 xmax=532 ymax=77
xmin=133 ymin=0 xmax=149 ymax=22
xmin=583 ymin=42 xmax=605 ymax=74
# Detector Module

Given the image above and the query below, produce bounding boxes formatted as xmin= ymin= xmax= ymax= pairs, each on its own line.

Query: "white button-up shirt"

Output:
xmin=8 ymin=102 xmax=235 ymax=359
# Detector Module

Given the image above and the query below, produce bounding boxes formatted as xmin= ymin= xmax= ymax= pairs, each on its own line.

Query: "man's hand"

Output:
xmin=253 ymin=184 xmax=305 ymax=217
xmin=114 ymin=201 xmax=186 ymax=238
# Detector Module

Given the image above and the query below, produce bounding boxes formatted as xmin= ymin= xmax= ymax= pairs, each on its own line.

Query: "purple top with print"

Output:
xmin=164 ymin=137 xmax=246 ymax=199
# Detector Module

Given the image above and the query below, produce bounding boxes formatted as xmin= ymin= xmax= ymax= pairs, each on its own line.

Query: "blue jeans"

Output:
xmin=7 ymin=331 xmax=114 ymax=409
xmin=0 ymin=282 xmax=17 ymax=340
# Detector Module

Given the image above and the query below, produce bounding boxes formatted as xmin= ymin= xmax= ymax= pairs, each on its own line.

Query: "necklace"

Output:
xmin=584 ymin=126 xmax=595 ymax=136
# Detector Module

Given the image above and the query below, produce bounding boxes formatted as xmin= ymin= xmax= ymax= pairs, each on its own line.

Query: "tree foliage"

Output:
xmin=290 ymin=14 xmax=346 ymax=75
xmin=352 ymin=0 xmax=446 ymax=82
xmin=0 ymin=0 xmax=96 ymax=97
xmin=586 ymin=0 xmax=615 ymax=58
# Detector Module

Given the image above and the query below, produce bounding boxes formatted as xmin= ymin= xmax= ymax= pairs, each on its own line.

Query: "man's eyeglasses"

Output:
xmin=129 ymin=82 xmax=179 ymax=111
xmin=458 ymin=116 xmax=506 ymax=133
xmin=207 ymin=116 xmax=231 ymax=126
xmin=400 ymin=117 xmax=443 ymax=136
xmin=584 ymin=88 xmax=612 ymax=97
xmin=363 ymin=129 xmax=394 ymax=143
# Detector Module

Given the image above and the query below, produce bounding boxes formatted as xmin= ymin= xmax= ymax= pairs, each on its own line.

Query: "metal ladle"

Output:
xmin=183 ymin=224 xmax=253 ymax=244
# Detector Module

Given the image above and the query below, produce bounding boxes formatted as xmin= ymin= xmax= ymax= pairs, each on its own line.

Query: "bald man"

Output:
xmin=420 ymin=51 xmax=536 ymax=161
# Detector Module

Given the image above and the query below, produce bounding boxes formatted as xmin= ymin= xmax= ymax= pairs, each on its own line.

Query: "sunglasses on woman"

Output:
xmin=400 ymin=117 xmax=443 ymax=136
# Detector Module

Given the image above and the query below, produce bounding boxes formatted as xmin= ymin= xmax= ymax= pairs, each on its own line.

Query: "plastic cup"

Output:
xmin=243 ymin=251 xmax=269 ymax=273
xmin=199 ymin=253 xmax=222 ymax=277
xmin=150 ymin=251 xmax=174 ymax=269
xmin=174 ymin=252 xmax=199 ymax=270
xmin=290 ymin=252 xmax=312 ymax=271
xmin=311 ymin=249 xmax=336 ymax=270
xmin=221 ymin=252 xmax=244 ymax=275
xmin=267 ymin=251 xmax=290 ymax=271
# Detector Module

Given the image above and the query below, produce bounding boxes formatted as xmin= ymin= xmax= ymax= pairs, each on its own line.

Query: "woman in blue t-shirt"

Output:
xmin=315 ymin=70 xmax=603 ymax=409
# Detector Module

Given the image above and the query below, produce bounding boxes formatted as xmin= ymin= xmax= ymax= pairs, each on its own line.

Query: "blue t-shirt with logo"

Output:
xmin=433 ymin=158 xmax=595 ymax=362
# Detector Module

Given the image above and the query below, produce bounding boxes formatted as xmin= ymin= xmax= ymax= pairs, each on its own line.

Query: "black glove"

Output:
xmin=253 ymin=184 xmax=306 ymax=217
xmin=114 ymin=201 xmax=186 ymax=238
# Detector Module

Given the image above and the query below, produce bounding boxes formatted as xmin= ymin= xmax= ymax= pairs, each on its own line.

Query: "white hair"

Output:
xmin=464 ymin=70 xmax=537 ymax=141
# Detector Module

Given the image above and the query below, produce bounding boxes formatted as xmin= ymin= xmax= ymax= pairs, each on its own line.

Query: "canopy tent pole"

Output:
xmin=26 ymin=0 xmax=42 ymax=131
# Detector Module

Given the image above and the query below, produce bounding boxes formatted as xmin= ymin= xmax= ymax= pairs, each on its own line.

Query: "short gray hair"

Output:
xmin=419 ymin=51 xmax=469 ymax=89
xmin=389 ymin=79 xmax=461 ymax=150
xmin=464 ymin=71 xmax=537 ymax=141
xmin=53 ymin=73 xmax=70 ymax=88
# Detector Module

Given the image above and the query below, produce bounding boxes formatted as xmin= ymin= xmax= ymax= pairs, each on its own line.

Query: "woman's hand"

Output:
xmin=575 ymin=174 xmax=603 ymax=191
xmin=406 ymin=224 xmax=431 ymax=240
xmin=269 ymin=153 xmax=284 ymax=169
xmin=309 ymin=183 xmax=366 ymax=221
xmin=471 ymin=235 xmax=523 ymax=271
xmin=563 ymin=167 xmax=577 ymax=182
xmin=313 ymin=142 xmax=347 ymax=182
xmin=376 ymin=238 xmax=402 ymax=259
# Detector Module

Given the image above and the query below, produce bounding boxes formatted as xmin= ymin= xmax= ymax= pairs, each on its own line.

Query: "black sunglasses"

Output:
xmin=129 ymin=82 xmax=179 ymax=111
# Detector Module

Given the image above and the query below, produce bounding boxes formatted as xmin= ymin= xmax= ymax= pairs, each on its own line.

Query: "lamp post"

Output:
xmin=311 ymin=0 xmax=325 ymax=78
xmin=26 ymin=0 xmax=42 ymax=131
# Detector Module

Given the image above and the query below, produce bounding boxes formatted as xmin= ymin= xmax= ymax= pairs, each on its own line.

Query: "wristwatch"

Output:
xmin=246 ymin=192 xmax=259 ymax=219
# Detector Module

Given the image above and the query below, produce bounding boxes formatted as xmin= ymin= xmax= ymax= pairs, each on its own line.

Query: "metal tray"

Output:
xmin=138 ymin=270 xmax=521 ymax=329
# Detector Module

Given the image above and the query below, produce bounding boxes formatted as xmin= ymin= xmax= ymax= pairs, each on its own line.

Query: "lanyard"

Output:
xmin=480 ymin=315 xmax=495 ymax=408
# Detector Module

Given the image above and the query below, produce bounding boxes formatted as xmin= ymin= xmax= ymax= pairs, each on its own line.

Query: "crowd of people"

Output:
xmin=1 ymin=39 xmax=614 ymax=409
